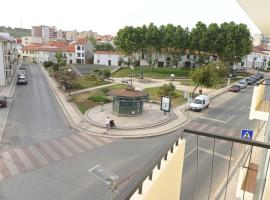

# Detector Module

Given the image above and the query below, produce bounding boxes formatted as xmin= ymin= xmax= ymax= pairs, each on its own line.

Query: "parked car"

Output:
xmin=250 ymin=75 xmax=260 ymax=81
xmin=0 ymin=95 xmax=7 ymax=107
xmin=236 ymin=80 xmax=248 ymax=89
xmin=229 ymin=85 xmax=241 ymax=92
xmin=256 ymin=72 xmax=264 ymax=79
xmin=189 ymin=95 xmax=210 ymax=112
xmin=17 ymin=74 xmax=28 ymax=85
xmin=246 ymin=77 xmax=256 ymax=85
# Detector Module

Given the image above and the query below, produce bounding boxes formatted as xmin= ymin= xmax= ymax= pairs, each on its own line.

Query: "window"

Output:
xmin=187 ymin=55 xmax=190 ymax=59
xmin=69 ymin=53 xmax=72 ymax=57
xmin=193 ymin=55 xmax=196 ymax=60
xmin=77 ymin=53 xmax=81 ymax=57
xmin=82 ymin=46 xmax=84 ymax=50
xmin=77 ymin=46 xmax=80 ymax=50
xmin=82 ymin=53 xmax=84 ymax=57
xmin=97 ymin=59 xmax=100 ymax=63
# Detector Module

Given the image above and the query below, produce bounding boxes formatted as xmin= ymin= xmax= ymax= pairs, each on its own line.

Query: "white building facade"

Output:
xmin=94 ymin=51 xmax=123 ymax=66
xmin=0 ymin=34 xmax=18 ymax=86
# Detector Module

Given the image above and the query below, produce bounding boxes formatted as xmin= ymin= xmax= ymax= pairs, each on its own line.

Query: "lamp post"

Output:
xmin=67 ymin=68 xmax=72 ymax=96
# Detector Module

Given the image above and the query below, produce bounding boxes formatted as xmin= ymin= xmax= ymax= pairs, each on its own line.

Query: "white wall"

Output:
xmin=0 ymin=42 xmax=5 ymax=86
xmin=244 ymin=52 xmax=269 ymax=69
xmin=94 ymin=53 xmax=120 ymax=66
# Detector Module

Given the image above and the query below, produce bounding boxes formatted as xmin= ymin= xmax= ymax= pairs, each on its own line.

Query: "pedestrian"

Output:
xmin=105 ymin=116 xmax=110 ymax=133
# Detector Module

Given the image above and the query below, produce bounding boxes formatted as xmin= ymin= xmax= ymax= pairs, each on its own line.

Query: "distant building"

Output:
xmin=20 ymin=39 xmax=92 ymax=64
xmin=31 ymin=25 xmax=57 ymax=41
xmin=94 ymin=51 xmax=123 ymax=66
xmin=0 ymin=33 xmax=18 ymax=86
xmin=242 ymin=46 xmax=270 ymax=69
xmin=75 ymin=39 xmax=94 ymax=64
xmin=66 ymin=30 xmax=79 ymax=41
xmin=57 ymin=30 xmax=66 ymax=40
xmin=21 ymin=36 xmax=42 ymax=46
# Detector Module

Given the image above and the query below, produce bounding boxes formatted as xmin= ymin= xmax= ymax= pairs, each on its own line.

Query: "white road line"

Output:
xmin=82 ymin=135 xmax=103 ymax=146
xmin=200 ymin=116 xmax=227 ymax=123
xmin=39 ymin=142 xmax=62 ymax=161
xmin=62 ymin=137 xmax=84 ymax=153
xmin=196 ymin=123 xmax=210 ymax=131
xmin=71 ymin=135 xmax=93 ymax=150
xmin=0 ymin=171 xmax=3 ymax=181
xmin=50 ymin=140 xmax=73 ymax=157
xmin=226 ymin=115 xmax=235 ymax=123
xmin=240 ymin=105 xmax=246 ymax=111
xmin=2 ymin=152 xmax=19 ymax=176
xmin=27 ymin=145 xmax=49 ymax=166
xmin=199 ymin=147 xmax=233 ymax=161
xmin=14 ymin=148 xmax=35 ymax=171
xmin=96 ymin=137 xmax=113 ymax=143
xmin=184 ymin=147 xmax=197 ymax=159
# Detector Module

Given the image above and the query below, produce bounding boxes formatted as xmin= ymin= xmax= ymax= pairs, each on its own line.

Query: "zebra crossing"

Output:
xmin=183 ymin=121 xmax=239 ymax=138
xmin=0 ymin=133 xmax=116 ymax=181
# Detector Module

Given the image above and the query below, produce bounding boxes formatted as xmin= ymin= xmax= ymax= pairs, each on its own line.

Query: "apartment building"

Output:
xmin=75 ymin=39 xmax=94 ymax=64
xmin=31 ymin=25 xmax=57 ymax=40
xmin=66 ymin=30 xmax=79 ymax=41
xmin=0 ymin=33 xmax=18 ymax=86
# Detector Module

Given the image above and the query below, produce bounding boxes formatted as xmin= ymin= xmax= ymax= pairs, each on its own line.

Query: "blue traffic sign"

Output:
xmin=241 ymin=129 xmax=254 ymax=141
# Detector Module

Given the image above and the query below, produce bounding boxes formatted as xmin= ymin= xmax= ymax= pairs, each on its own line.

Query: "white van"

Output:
xmin=189 ymin=95 xmax=209 ymax=111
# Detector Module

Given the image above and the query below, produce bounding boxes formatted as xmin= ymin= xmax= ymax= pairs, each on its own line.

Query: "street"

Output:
xmin=1 ymin=65 xmax=73 ymax=150
xmin=0 ymin=65 xmax=259 ymax=200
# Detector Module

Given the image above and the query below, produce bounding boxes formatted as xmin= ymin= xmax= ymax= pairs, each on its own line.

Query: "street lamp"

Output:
xmin=67 ymin=68 xmax=72 ymax=96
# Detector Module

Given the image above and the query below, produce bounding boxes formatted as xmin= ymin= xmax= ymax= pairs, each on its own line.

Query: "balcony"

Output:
xmin=249 ymin=79 xmax=270 ymax=121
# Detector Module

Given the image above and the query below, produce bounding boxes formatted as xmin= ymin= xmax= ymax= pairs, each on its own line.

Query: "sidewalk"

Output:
xmin=0 ymin=68 xmax=18 ymax=142
xmin=42 ymin=67 xmax=231 ymax=138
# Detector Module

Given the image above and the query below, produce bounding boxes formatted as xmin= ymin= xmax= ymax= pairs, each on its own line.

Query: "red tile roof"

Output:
xmin=75 ymin=38 xmax=88 ymax=45
xmin=95 ymin=51 xmax=123 ymax=55
xmin=64 ymin=44 xmax=75 ymax=52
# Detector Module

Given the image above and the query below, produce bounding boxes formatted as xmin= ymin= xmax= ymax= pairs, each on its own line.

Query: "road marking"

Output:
xmin=184 ymin=147 xmax=196 ymax=159
xmin=61 ymin=137 xmax=84 ymax=153
xmin=200 ymin=115 xmax=235 ymax=124
xmin=14 ymin=148 xmax=35 ymax=171
xmin=2 ymin=152 xmax=20 ymax=176
xmin=70 ymin=135 xmax=94 ymax=150
xmin=240 ymin=105 xmax=246 ymax=111
xmin=50 ymin=140 xmax=73 ymax=158
xmin=184 ymin=146 xmax=234 ymax=161
xmin=199 ymin=147 xmax=233 ymax=161
xmin=199 ymin=116 xmax=227 ymax=123
xmin=39 ymin=142 xmax=62 ymax=162
xmin=27 ymin=145 xmax=49 ymax=167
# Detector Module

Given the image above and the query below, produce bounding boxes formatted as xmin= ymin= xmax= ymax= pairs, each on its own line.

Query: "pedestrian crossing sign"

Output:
xmin=241 ymin=129 xmax=253 ymax=141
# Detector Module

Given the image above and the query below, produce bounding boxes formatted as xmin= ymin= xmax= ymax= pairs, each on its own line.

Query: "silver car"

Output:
xmin=236 ymin=80 xmax=248 ymax=89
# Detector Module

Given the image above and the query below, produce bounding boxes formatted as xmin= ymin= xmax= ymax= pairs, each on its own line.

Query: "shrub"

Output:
xmin=70 ymin=82 xmax=82 ymax=90
xmin=89 ymin=95 xmax=110 ymax=103
xmin=157 ymin=83 xmax=176 ymax=97
xmin=101 ymin=87 xmax=110 ymax=94
xmin=43 ymin=61 xmax=53 ymax=68
xmin=103 ymin=69 xmax=111 ymax=79
xmin=52 ymin=63 xmax=60 ymax=72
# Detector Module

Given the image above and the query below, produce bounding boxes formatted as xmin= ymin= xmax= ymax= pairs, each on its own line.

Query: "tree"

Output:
xmin=190 ymin=65 xmax=218 ymax=96
xmin=190 ymin=22 xmax=208 ymax=53
xmin=268 ymin=60 xmax=270 ymax=67
xmin=89 ymin=35 xmax=97 ymax=46
xmin=95 ymin=43 xmax=114 ymax=51
xmin=217 ymin=22 xmax=252 ymax=65
xmin=55 ymin=52 xmax=63 ymax=64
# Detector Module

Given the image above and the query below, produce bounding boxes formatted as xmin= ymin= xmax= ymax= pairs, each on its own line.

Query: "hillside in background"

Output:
xmin=0 ymin=26 xmax=31 ymax=38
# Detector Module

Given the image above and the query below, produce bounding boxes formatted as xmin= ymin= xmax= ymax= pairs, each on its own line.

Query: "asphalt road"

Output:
xmin=0 ymin=76 xmax=259 ymax=200
xmin=1 ymin=64 xmax=73 ymax=150
xmin=180 ymin=86 xmax=259 ymax=200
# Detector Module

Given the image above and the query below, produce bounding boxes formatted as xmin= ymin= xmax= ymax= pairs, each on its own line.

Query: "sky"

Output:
xmin=0 ymin=0 xmax=261 ymax=36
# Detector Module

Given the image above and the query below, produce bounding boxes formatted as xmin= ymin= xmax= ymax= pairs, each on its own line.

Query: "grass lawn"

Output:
xmin=72 ymin=84 xmax=126 ymax=114
xmin=143 ymin=87 xmax=186 ymax=107
xmin=112 ymin=67 xmax=192 ymax=79
xmin=72 ymin=75 xmax=110 ymax=90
